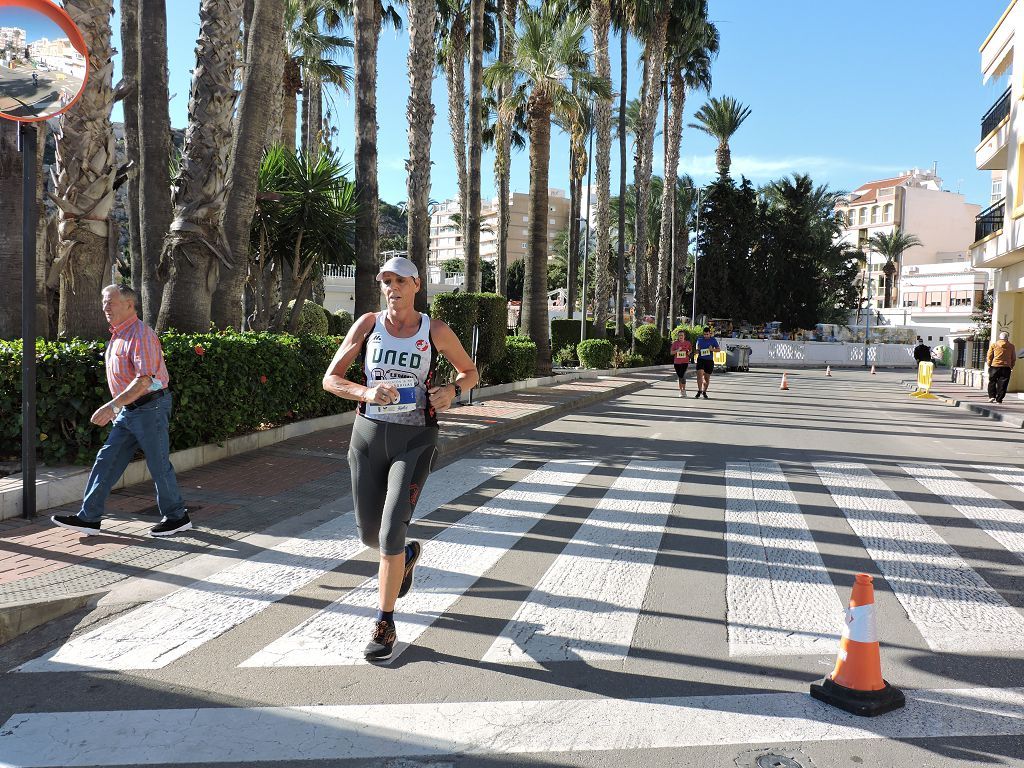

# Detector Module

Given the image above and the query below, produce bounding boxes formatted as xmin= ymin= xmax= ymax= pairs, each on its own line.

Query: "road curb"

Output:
xmin=0 ymin=376 xmax=649 ymax=646
xmin=899 ymin=380 xmax=1024 ymax=428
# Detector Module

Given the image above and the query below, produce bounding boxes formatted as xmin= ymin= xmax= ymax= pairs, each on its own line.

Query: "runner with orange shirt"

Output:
xmin=670 ymin=330 xmax=693 ymax=398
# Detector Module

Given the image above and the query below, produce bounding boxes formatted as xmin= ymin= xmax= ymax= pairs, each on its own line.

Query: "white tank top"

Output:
xmin=360 ymin=312 xmax=438 ymax=426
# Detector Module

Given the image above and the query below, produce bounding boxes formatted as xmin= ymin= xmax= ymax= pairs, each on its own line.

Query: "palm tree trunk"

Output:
xmin=353 ymin=0 xmax=382 ymax=316
xmin=53 ymin=0 xmax=117 ymax=339
xmin=136 ymin=0 xmax=172 ymax=324
xmin=281 ymin=57 xmax=302 ymax=151
xmin=494 ymin=0 xmax=515 ymax=297
xmin=0 ymin=123 xmax=23 ymax=339
xmin=212 ymin=0 xmax=287 ymax=331
xmin=655 ymin=67 xmax=684 ymax=331
xmin=716 ymin=140 xmax=730 ymax=178
xmin=119 ymin=0 xmax=143 ymax=299
xmin=465 ymin=0 xmax=485 ymax=293
xmin=265 ymin=30 xmax=288 ymax=148
xmin=566 ymin=147 xmax=578 ymax=319
xmin=525 ymin=100 xmax=553 ymax=376
xmin=616 ymin=21 xmax=627 ymax=335
xmin=444 ymin=27 xmax=468 ymax=258
xmin=591 ymin=0 xmax=611 ymax=339
xmin=632 ymin=8 xmax=670 ymax=320
xmin=406 ymin=0 xmax=436 ymax=312
xmin=156 ymin=0 xmax=243 ymax=332
xmin=301 ymin=74 xmax=311 ymax=153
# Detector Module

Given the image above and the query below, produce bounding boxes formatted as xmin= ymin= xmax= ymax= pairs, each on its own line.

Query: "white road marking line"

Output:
xmin=15 ymin=459 xmax=518 ymax=673
xmin=2 ymin=687 xmax=1022 ymax=766
xmin=481 ymin=460 xmax=681 ymax=663
xmin=815 ymin=462 xmax=1024 ymax=652
xmin=725 ymin=462 xmax=845 ymax=656
xmin=908 ymin=464 xmax=1024 ymax=565
xmin=241 ymin=460 xmax=596 ymax=667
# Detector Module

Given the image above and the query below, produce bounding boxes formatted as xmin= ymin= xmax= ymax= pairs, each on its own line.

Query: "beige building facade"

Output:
xmin=971 ymin=0 xmax=1024 ymax=394
xmin=428 ymin=189 xmax=572 ymax=268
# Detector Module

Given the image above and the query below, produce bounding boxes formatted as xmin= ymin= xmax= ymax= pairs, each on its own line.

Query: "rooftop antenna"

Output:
xmin=932 ymin=160 xmax=938 ymax=176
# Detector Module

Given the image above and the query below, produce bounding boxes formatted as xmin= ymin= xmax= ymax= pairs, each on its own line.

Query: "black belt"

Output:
xmin=126 ymin=388 xmax=169 ymax=410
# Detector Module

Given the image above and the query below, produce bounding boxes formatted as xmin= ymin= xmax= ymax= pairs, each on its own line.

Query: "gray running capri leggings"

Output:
xmin=348 ymin=415 xmax=439 ymax=555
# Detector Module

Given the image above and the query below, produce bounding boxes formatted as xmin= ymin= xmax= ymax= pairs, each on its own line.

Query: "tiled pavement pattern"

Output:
xmin=914 ymin=376 xmax=1024 ymax=426
xmin=0 ymin=377 xmax=636 ymax=609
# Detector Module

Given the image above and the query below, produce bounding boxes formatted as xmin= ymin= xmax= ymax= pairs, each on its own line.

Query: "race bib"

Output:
xmin=366 ymin=377 xmax=418 ymax=415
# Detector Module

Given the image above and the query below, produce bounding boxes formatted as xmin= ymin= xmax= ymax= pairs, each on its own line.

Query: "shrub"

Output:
xmin=431 ymin=292 xmax=478 ymax=383
xmin=327 ymin=310 xmax=353 ymax=336
xmin=0 ymin=331 xmax=357 ymax=466
xmin=483 ymin=335 xmax=537 ymax=385
xmin=614 ymin=350 xmax=646 ymax=369
xmin=286 ymin=299 xmax=330 ymax=336
xmin=551 ymin=319 xmax=595 ymax=353
xmin=633 ymin=323 xmax=663 ymax=362
xmin=577 ymin=338 xmax=614 ymax=369
xmin=431 ymin=292 xmax=508 ymax=384
xmin=475 ymin=293 xmax=508 ymax=371
xmin=553 ymin=344 xmax=579 ymax=367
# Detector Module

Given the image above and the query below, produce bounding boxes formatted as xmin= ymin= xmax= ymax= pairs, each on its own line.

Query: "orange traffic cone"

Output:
xmin=810 ymin=573 xmax=905 ymax=717
xmin=779 ymin=372 xmax=789 ymax=391
xmin=825 ymin=365 xmax=832 ymax=377
xmin=870 ymin=364 xmax=876 ymax=375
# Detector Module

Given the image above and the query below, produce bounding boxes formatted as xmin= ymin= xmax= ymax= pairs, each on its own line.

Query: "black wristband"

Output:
xmin=451 ymin=383 xmax=462 ymax=398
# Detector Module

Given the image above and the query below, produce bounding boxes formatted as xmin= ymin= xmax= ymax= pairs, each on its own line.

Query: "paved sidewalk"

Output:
xmin=0 ymin=374 xmax=650 ymax=643
xmin=903 ymin=376 xmax=1024 ymax=428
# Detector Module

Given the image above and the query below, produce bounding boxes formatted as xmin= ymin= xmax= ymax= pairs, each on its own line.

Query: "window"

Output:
xmin=522 ymin=229 xmax=528 ymax=236
xmin=926 ymin=291 xmax=943 ymax=307
xmin=870 ymin=206 xmax=879 ymax=224
xmin=993 ymin=175 xmax=1004 ymax=201
xmin=521 ymin=243 xmax=527 ymax=249
xmin=882 ymin=204 xmax=893 ymax=223
xmin=848 ymin=210 xmax=856 ymax=226
xmin=859 ymin=208 xmax=867 ymax=225
xmin=549 ymin=218 xmax=555 ymax=224
xmin=1016 ymin=143 xmax=1024 ymax=210
xmin=950 ymin=290 xmax=972 ymax=306
xmin=522 ymin=215 xmax=529 ymax=222
xmin=903 ymin=296 xmax=918 ymax=307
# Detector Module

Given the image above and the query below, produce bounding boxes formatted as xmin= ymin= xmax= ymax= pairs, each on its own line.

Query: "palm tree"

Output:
xmin=464 ymin=0 xmax=486 ymax=293
xmin=612 ymin=0 xmax=630 ymax=334
xmin=689 ymin=95 xmax=751 ymax=178
xmin=485 ymin=1 xmax=610 ymax=375
xmin=296 ymin=1 xmax=353 ymax=158
xmin=590 ymin=0 xmax=612 ymax=338
xmin=437 ymin=0 xmax=469 ymax=261
xmin=867 ymin=228 xmax=922 ymax=309
xmin=492 ymin=0 xmax=518 ymax=296
xmin=53 ymin=0 xmax=117 ymax=338
xmin=118 ymin=0 xmax=143 ymax=299
xmin=156 ymin=0 xmax=244 ymax=332
xmin=210 ymin=0 xmax=289 ymax=330
xmin=407 ymin=0 xmax=437 ymax=310
xmin=135 ymin=0 xmax=173 ymax=323
xmin=654 ymin=1 xmax=716 ymax=331
xmin=352 ymin=0 xmax=402 ymax=317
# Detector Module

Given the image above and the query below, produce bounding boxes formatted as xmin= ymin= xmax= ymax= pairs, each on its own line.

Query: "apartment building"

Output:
xmin=0 ymin=27 xmax=26 ymax=57
xmin=428 ymin=189 xmax=571 ymax=268
xmin=971 ymin=0 xmax=1024 ymax=394
xmin=27 ymin=36 xmax=85 ymax=79
xmin=835 ymin=169 xmax=984 ymax=332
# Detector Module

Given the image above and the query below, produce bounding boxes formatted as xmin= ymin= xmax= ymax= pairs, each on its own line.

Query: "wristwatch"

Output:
xmin=451 ymin=383 xmax=462 ymax=398
xmin=110 ymin=404 xmax=122 ymax=415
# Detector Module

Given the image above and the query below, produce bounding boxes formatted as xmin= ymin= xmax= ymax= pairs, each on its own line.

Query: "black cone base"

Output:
xmin=810 ymin=677 xmax=906 ymax=717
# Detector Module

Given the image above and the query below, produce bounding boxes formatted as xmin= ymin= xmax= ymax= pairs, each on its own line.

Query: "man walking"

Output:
xmin=693 ymin=326 xmax=719 ymax=400
xmin=913 ymin=337 xmax=931 ymax=364
xmin=987 ymin=331 xmax=1016 ymax=404
xmin=51 ymin=285 xmax=191 ymax=537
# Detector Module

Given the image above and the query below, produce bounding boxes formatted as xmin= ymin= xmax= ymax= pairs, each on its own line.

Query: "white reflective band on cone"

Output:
xmin=841 ymin=604 xmax=879 ymax=643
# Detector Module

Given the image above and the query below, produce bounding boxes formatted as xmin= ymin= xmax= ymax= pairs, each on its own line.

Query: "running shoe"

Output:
xmin=398 ymin=540 xmax=421 ymax=598
xmin=149 ymin=513 xmax=193 ymax=537
xmin=693 ymin=391 xmax=701 ymax=398
xmin=702 ymin=392 xmax=709 ymax=399
xmin=364 ymin=620 xmax=397 ymax=661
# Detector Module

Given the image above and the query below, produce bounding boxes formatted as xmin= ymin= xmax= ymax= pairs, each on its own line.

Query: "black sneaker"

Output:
xmin=693 ymin=391 xmax=701 ymax=398
xmin=364 ymin=620 xmax=397 ymax=661
xmin=149 ymin=513 xmax=192 ymax=537
xmin=398 ymin=541 xmax=421 ymax=599
xmin=702 ymin=392 xmax=709 ymax=399
xmin=51 ymin=515 xmax=101 ymax=535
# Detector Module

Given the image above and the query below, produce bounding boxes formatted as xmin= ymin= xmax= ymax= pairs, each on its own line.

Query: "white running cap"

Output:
xmin=376 ymin=256 xmax=419 ymax=281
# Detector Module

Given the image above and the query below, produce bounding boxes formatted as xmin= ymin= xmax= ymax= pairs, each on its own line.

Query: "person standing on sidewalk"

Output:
xmin=913 ymin=337 xmax=931 ymax=364
xmin=670 ymin=330 xmax=693 ymax=398
xmin=322 ymin=256 xmax=478 ymax=662
xmin=51 ymin=285 xmax=191 ymax=537
xmin=693 ymin=326 xmax=720 ymax=399
xmin=987 ymin=331 xmax=1016 ymax=404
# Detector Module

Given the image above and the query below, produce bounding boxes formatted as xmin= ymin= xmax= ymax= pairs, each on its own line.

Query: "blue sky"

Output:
xmin=111 ymin=0 xmax=1009 ymax=208
xmin=0 ymin=7 xmax=65 ymax=44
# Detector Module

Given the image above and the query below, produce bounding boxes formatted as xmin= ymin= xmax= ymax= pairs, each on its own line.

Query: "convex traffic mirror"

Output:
xmin=0 ymin=0 xmax=88 ymax=122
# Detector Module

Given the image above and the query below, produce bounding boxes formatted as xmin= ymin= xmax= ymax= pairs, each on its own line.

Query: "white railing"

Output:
xmin=323 ymin=264 xmax=356 ymax=279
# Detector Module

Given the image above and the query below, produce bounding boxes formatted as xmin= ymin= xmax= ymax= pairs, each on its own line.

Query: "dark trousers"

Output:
xmin=988 ymin=366 xmax=1012 ymax=403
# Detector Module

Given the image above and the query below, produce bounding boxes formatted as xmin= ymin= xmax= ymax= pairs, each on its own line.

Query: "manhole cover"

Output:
xmin=735 ymin=747 xmax=815 ymax=768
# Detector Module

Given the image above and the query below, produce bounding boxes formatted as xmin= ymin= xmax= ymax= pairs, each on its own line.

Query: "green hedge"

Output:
xmin=483 ymin=335 xmax=537 ymax=385
xmin=577 ymin=339 xmax=614 ymax=369
xmin=0 ymin=332 xmax=357 ymax=466
xmin=476 ymin=293 xmax=508 ymax=367
xmin=633 ymin=324 xmax=663 ymax=363
xmin=431 ymin=291 xmax=508 ymax=384
xmin=551 ymin=319 xmax=595 ymax=353
xmin=285 ymin=299 xmax=330 ymax=336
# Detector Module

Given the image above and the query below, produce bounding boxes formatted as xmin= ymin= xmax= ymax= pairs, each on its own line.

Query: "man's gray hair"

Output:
xmin=103 ymin=283 xmax=139 ymax=307
xmin=999 ymin=331 xmax=1010 ymax=340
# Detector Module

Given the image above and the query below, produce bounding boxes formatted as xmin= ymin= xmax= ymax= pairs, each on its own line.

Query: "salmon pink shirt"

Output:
xmin=105 ymin=316 xmax=169 ymax=397
xmin=671 ymin=339 xmax=692 ymax=364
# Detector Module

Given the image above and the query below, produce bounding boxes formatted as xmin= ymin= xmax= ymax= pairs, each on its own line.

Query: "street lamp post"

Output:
xmin=689 ymin=186 xmax=704 ymax=326
xmin=863 ymin=247 xmax=873 ymax=368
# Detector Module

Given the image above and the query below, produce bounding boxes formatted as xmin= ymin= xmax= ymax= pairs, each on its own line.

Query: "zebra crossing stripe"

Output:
xmin=907 ymin=464 xmax=1024 ymax=565
xmin=2 ymin=687 xmax=1022 ymax=765
xmin=814 ymin=462 xmax=1024 ymax=653
xmin=240 ymin=460 xmax=597 ymax=667
xmin=14 ymin=459 xmax=518 ymax=674
xmin=725 ymin=462 xmax=845 ymax=656
xmin=481 ymin=460 xmax=682 ymax=664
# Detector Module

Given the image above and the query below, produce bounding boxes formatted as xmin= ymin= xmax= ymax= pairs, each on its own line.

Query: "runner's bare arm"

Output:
xmin=428 ymin=319 xmax=479 ymax=411
xmin=323 ymin=314 xmax=397 ymax=404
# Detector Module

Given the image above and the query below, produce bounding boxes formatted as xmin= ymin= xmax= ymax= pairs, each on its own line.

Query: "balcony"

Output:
xmin=976 ymin=87 xmax=1011 ymax=170
xmin=975 ymin=197 xmax=1005 ymax=242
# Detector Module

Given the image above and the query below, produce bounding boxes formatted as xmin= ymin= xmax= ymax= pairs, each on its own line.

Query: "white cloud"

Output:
xmin=672 ymin=153 xmax=902 ymax=183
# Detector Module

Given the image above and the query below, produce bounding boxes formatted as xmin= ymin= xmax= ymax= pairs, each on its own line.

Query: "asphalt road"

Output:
xmin=0 ymin=67 xmax=81 ymax=117
xmin=1 ymin=368 xmax=1022 ymax=768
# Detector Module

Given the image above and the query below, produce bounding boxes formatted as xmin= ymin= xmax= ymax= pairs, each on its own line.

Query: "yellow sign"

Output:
xmin=911 ymin=361 xmax=937 ymax=399
xmin=713 ymin=350 xmax=727 ymax=366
